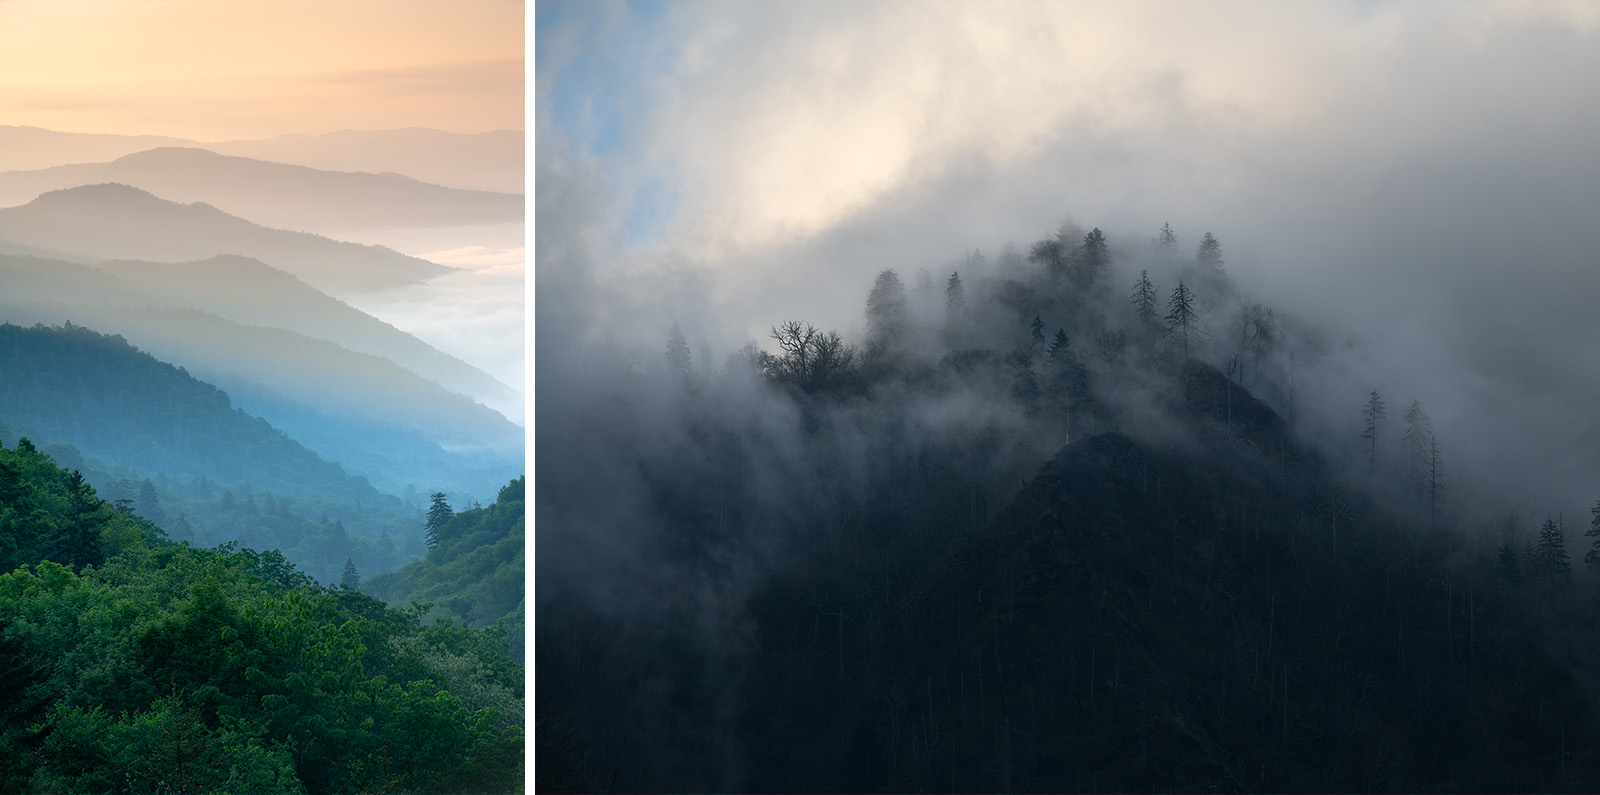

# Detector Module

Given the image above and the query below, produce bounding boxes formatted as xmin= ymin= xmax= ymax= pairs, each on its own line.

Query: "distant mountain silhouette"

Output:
xmin=209 ymin=128 xmax=524 ymax=195
xmin=0 ymin=126 xmax=523 ymax=194
xmin=0 ymin=183 xmax=448 ymax=293
xmin=0 ymin=147 xmax=522 ymax=235
xmin=0 ymin=252 xmax=520 ymax=440
xmin=0 ymin=126 xmax=192 ymax=171
xmin=94 ymin=254 xmax=522 ymax=418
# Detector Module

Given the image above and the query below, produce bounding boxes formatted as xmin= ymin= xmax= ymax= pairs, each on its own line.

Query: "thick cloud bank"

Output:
xmin=537 ymin=1 xmax=1600 ymax=526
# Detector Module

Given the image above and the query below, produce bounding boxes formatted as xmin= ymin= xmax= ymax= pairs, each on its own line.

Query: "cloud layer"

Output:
xmin=538 ymin=1 xmax=1600 ymax=526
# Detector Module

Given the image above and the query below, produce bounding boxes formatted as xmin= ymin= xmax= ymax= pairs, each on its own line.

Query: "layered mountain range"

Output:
xmin=0 ymin=127 xmax=524 ymax=509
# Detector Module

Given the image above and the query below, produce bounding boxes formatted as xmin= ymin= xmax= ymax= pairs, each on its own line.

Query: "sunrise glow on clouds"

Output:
xmin=539 ymin=1 xmax=1600 ymax=271
xmin=0 ymin=0 xmax=523 ymax=140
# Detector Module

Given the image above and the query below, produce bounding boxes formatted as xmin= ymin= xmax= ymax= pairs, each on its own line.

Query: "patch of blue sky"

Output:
xmin=538 ymin=1 xmax=683 ymax=247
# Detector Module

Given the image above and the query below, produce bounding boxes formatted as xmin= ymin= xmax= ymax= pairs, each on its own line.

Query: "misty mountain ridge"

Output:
xmin=0 ymin=125 xmax=524 ymax=194
xmin=96 ymin=253 xmax=523 ymax=415
xmin=538 ymin=221 xmax=1600 ymax=792
xmin=0 ymin=250 xmax=522 ymax=422
xmin=0 ymin=183 xmax=447 ymax=294
xmin=0 ymin=300 xmax=521 ymax=500
xmin=0 ymin=147 xmax=523 ymax=236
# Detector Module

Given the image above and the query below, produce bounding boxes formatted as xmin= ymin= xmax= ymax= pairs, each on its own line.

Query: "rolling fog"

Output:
xmin=536 ymin=6 xmax=1600 ymax=787
xmin=538 ymin=0 xmax=1600 ymax=539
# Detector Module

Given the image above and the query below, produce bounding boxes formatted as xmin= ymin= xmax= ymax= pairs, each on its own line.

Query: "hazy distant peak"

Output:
xmin=29 ymin=182 xmax=161 ymax=205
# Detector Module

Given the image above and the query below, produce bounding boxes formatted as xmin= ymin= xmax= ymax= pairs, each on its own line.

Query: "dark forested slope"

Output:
xmin=739 ymin=364 xmax=1599 ymax=792
xmin=538 ymin=222 xmax=1600 ymax=793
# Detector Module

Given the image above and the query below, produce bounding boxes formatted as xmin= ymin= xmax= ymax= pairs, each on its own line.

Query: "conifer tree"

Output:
xmin=1030 ymin=315 xmax=1046 ymax=346
xmin=1131 ymin=270 xmax=1160 ymax=330
xmin=943 ymin=271 xmax=966 ymax=347
xmin=1402 ymin=400 xmax=1434 ymax=501
xmin=341 ymin=558 xmax=361 ymax=590
xmin=1048 ymin=329 xmax=1071 ymax=361
xmin=664 ymin=322 xmax=692 ymax=376
xmin=1076 ymin=228 xmax=1109 ymax=290
xmin=1158 ymin=222 xmax=1178 ymax=252
xmin=1533 ymin=517 xmax=1572 ymax=586
xmin=425 ymin=491 xmax=453 ymax=550
xmin=49 ymin=469 xmax=106 ymax=569
xmin=1196 ymin=231 xmax=1224 ymax=274
xmin=945 ymin=271 xmax=965 ymax=314
xmin=1360 ymin=391 xmax=1386 ymax=474
xmin=1165 ymin=281 xmax=1200 ymax=360
xmin=866 ymin=270 xmax=908 ymax=354
xmin=137 ymin=478 xmax=165 ymax=526
xmin=1586 ymin=496 xmax=1600 ymax=573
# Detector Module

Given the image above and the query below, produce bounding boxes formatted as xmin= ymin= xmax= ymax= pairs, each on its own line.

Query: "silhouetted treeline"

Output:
xmin=538 ymin=221 xmax=1600 ymax=792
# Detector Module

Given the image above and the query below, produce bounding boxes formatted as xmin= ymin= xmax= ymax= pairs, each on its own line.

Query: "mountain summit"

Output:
xmin=0 ymin=183 xmax=447 ymax=294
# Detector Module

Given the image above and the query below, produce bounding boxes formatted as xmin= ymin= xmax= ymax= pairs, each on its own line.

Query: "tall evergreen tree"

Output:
xmin=943 ymin=271 xmax=967 ymax=347
xmin=866 ymin=270 xmax=908 ymax=348
xmin=341 ymin=558 xmax=361 ymax=590
xmin=425 ymin=491 xmax=453 ymax=550
xmin=664 ymin=323 xmax=692 ymax=376
xmin=1402 ymin=400 xmax=1435 ymax=507
xmin=1165 ymin=281 xmax=1200 ymax=360
xmin=137 ymin=478 xmax=165 ymax=526
xmin=1075 ymin=228 xmax=1109 ymax=290
xmin=49 ymin=469 xmax=106 ymax=569
xmin=1158 ymin=222 xmax=1178 ymax=253
xmin=1030 ymin=315 xmax=1046 ymax=346
xmin=1131 ymin=270 xmax=1160 ymax=331
xmin=1360 ymin=391 xmax=1386 ymax=475
xmin=1196 ymin=231 xmax=1224 ymax=274
xmin=1048 ymin=329 xmax=1071 ymax=361
xmin=1533 ymin=517 xmax=1572 ymax=586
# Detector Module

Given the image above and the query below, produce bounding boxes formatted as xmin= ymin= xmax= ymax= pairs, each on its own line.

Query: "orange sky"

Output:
xmin=0 ymin=0 xmax=524 ymax=141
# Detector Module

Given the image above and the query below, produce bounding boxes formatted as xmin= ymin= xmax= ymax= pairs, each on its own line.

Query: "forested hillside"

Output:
xmin=366 ymin=478 xmax=525 ymax=662
xmin=537 ymin=223 xmax=1600 ymax=792
xmin=0 ymin=438 xmax=523 ymax=792
xmin=0 ymin=322 xmax=429 ymax=584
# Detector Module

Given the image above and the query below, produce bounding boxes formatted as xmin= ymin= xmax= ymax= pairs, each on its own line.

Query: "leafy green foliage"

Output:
xmin=367 ymin=478 xmax=525 ymax=661
xmin=0 ymin=441 xmax=524 ymax=792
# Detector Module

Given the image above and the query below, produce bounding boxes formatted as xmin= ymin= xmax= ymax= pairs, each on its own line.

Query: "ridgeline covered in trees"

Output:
xmin=537 ymin=222 xmax=1600 ymax=792
xmin=0 ymin=322 xmax=430 ymax=585
xmin=0 ymin=438 xmax=524 ymax=791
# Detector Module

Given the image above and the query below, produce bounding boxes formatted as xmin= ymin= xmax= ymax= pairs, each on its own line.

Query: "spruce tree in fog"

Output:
xmin=865 ymin=269 xmax=908 ymax=365
xmin=1196 ymin=231 xmax=1224 ymax=274
xmin=1165 ymin=281 xmax=1199 ymax=360
xmin=1030 ymin=314 xmax=1046 ymax=347
xmin=1048 ymin=329 xmax=1071 ymax=361
xmin=1533 ymin=518 xmax=1572 ymax=587
xmin=1076 ymin=227 xmax=1109 ymax=290
xmin=1360 ymin=391 xmax=1386 ymax=475
xmin=944 ymin=271 xmax=967 ymax=347
xmin=1132 ymin=269 xmax=1160 ymax=332
xmin=664 ymin=322 xmax=692 ymax=376
xmin=1402 ymin=400 xmax=1434 ymax=508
